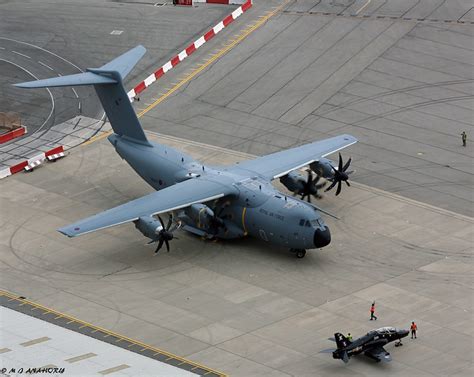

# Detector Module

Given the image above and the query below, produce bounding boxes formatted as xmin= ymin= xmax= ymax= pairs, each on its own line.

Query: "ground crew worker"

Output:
xmin=347 ymin=333 xmax=353 ymax=342
xmin=461 ymin=131 xmax=467 ymax=147
xmin=410 ymin=321 xmax=417 ymax=339
xmin=370 ymin=301 xmax=377 ymax=321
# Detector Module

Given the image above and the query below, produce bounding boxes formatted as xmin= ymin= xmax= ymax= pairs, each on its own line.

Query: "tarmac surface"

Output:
xmin=0 ymin=0 xmax=473 ymax=376
xmin=1 ymin=132 xmax=473 ymax=376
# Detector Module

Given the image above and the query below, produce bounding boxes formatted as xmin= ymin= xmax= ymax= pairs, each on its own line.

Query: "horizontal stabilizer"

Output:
xmin=14 ymin=45 xmax=150 ymax=144
xmin=14 ymin=72 xmax=117 ymax=89
xmin=98 ymin=44 xmax=146 ymax=79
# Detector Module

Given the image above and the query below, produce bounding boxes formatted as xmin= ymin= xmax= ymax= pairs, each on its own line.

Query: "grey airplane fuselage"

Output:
xmin=109 ymin=134 xmax=330 ymax=250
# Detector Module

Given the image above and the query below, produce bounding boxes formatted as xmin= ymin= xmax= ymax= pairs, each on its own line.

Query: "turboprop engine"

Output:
xmin=134 ymin=215 xmax=179 ymax=253
xmin=280 ymin=170 xmax=326 ymax=202
xmin=185 ymin=203 xmax=226 ymax=234
xmin=134 ymin=216 xmax=162 ymax=240
xmin=311 ymin=153 xmax=354 ymax=196
xmin=310 ymin=158 xmax=334 ymax=179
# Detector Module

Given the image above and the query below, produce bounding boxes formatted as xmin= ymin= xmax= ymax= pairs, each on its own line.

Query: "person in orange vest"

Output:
xmin=410 ymin=321 xmax=417 ymax=339
xmin=369 ymin=301 xmax=377 ymax=321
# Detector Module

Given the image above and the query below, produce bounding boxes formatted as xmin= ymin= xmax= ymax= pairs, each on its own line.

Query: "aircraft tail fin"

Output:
xmin=14 ymin=45 xmax=150 ymax=145
xmin=334 ymin=333 xmax=351 ymax=349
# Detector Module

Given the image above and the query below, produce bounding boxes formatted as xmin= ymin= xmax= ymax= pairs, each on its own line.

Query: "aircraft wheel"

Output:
xmin=295 ymin=249 xmax=306 ymax=258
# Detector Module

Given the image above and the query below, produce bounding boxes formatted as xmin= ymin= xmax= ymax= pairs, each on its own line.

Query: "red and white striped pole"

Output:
xmin=127 ymin=0 xmax=252 ymax=101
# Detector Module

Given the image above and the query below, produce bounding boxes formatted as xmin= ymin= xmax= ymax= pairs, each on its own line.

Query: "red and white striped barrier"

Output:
xmin=0 ymin=126 xmax=27 ymax=144
xmin=127 ymin=0 xmax=252 ymax=100
xmin=0 ymin=145 xmax=65 ymax=179
xmin=193 ymin=0 xmax=249 ymax=4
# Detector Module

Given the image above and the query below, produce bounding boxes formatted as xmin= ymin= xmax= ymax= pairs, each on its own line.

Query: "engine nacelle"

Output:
xmin=310 ymin=158 xmax=334 ymax=179
xmin=279 ymin=171 xmax=306 ymax=193
xmin=185 ymin=203 xmax=215 ymax=228
xmin=134 ymin=216 xmax=162 ymax=240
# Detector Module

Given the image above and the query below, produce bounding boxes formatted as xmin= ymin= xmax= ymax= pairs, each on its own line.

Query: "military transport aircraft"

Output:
xmin=16 ymin=46 xmax=357 ymax=258
xmin=322 ymin=327 xmax=410 ymax=363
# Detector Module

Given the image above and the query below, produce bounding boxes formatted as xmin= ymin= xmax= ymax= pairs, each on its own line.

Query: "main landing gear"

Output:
xmin=291 ymin=249 xmax=306 ymax=258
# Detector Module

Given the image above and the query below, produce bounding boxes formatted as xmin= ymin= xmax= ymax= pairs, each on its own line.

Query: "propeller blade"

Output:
xmin=157 ymin=215 xmax=165 ymax=229
xmin=342 ymin=157 xmax=352 ymax=172
xmin=335 ymin=181 xmax=342 ymax=196
xmin=328 ymin=337 xmax=336 ymax=342
xmin=308 ymin=195 xmax=312 ymax=203
xmin=325 ymin=180 xmax=337 ymax=192
xmin=308 ymin=170 xmax=313 ymax=184
xmin=346 ymin=170 xmax=354 ymax=176
xmin=338 ymin=153 xmax=343 ymax=171
xmin=165 ymin=239 xmax=170 ymax=252
xmin=346 ymin=181 xmax=351 ymax=187
xmin=166 ymin=214 xmax=173 ymax=230
xmin=155 ymin=239 xmax=164 ymax=253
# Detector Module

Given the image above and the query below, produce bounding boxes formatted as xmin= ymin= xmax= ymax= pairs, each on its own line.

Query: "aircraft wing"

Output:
xmin=232 ymin=134 xmax=357 ymax=180
xmin=58 ymin=178 xmax=236 ymax=237
xmin=366 ymin=346 xmax=392 ymax=363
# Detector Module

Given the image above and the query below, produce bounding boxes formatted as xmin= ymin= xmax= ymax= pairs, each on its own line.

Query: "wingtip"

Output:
xmin=57 ymin=228 xmax=75 ymax=238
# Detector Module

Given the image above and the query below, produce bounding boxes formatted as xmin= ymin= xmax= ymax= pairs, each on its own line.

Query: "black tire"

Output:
xmin=296 ymin=249 xmax=306 ymax=258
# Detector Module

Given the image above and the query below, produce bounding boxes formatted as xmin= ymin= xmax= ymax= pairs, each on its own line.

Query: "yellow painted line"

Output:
xmin=79 ymin=324 xmax=88 ymax=329
xmin=42 ymin=310 xmax=51 ymax=315
xmin=82 ymin=0 xmax=289 ymax=148
xmin=54 ymin=315 xmax=62 ymax=319
xmin=31 ymin=307 xmax=37 ymax=311
xmin=67 ymin=320 xmax=75 ymax=324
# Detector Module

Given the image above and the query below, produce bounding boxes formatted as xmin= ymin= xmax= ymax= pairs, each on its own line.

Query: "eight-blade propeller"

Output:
xmin=325 ymin=153 xmax=353 ymax=196
xmin=155 ymin=214 xmax=180 ymax=254
xmin=298 ymin=170 xmax=326 ymax=203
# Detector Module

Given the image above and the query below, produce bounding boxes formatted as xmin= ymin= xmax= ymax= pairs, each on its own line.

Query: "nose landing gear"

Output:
xmin=291 ymin=249 xmax=306 ymax=258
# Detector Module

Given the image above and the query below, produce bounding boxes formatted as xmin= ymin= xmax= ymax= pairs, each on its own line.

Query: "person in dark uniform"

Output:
xmin=461 ymin=131 xmax=467 ymax=147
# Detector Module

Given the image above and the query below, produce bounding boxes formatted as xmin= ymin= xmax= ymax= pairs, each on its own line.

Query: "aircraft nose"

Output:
xmin=399 ymin=329 xmax=409 ymax=338
xmin=314 ymin=226 xmax=331 ymax=248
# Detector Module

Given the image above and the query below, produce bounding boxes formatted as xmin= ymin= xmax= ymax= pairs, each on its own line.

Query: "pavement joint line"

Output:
xmin=0 ymin=290 xmax=227 ymax=376
xmin=82 ymin=0 xmax=288 ymax=147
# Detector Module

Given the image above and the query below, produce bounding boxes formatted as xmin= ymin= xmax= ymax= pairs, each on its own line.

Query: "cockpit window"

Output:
xmin=299 ymin=219 xmax=305 ymax=226
xmin=305 ymin=220 xmax=311 ymax=227
xmin=376 ymin=327 xmax=396 ymax=334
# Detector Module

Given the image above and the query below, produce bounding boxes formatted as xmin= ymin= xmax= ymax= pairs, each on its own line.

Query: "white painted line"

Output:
xmin=0 ymin=37 xmax=83 ymax=72
xmin=0 ymin=46 xmax=5 ymax=50
xmin=11 ymin=50 xmax=31 ymax=59
xmin=38 ymin=60 xmax=54 ymax=71
xmin=356 ymin=0 xmax=372 ymax=15
xmin=71 ymin=88 xmax=79 ymax=98
xmin=0 ymin=58 xmax=55 ymax=135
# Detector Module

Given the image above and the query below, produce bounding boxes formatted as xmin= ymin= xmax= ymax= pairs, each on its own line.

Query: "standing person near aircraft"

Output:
xmin=410 ymin=321 xmax=417 ymax=339
xmin=15 ymin=46 xmax=358 ymax=259
xmin=461 ymin=131 xmax=467 ymax=147
xmin=370 ymin=301 xmax=377 ymax=321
